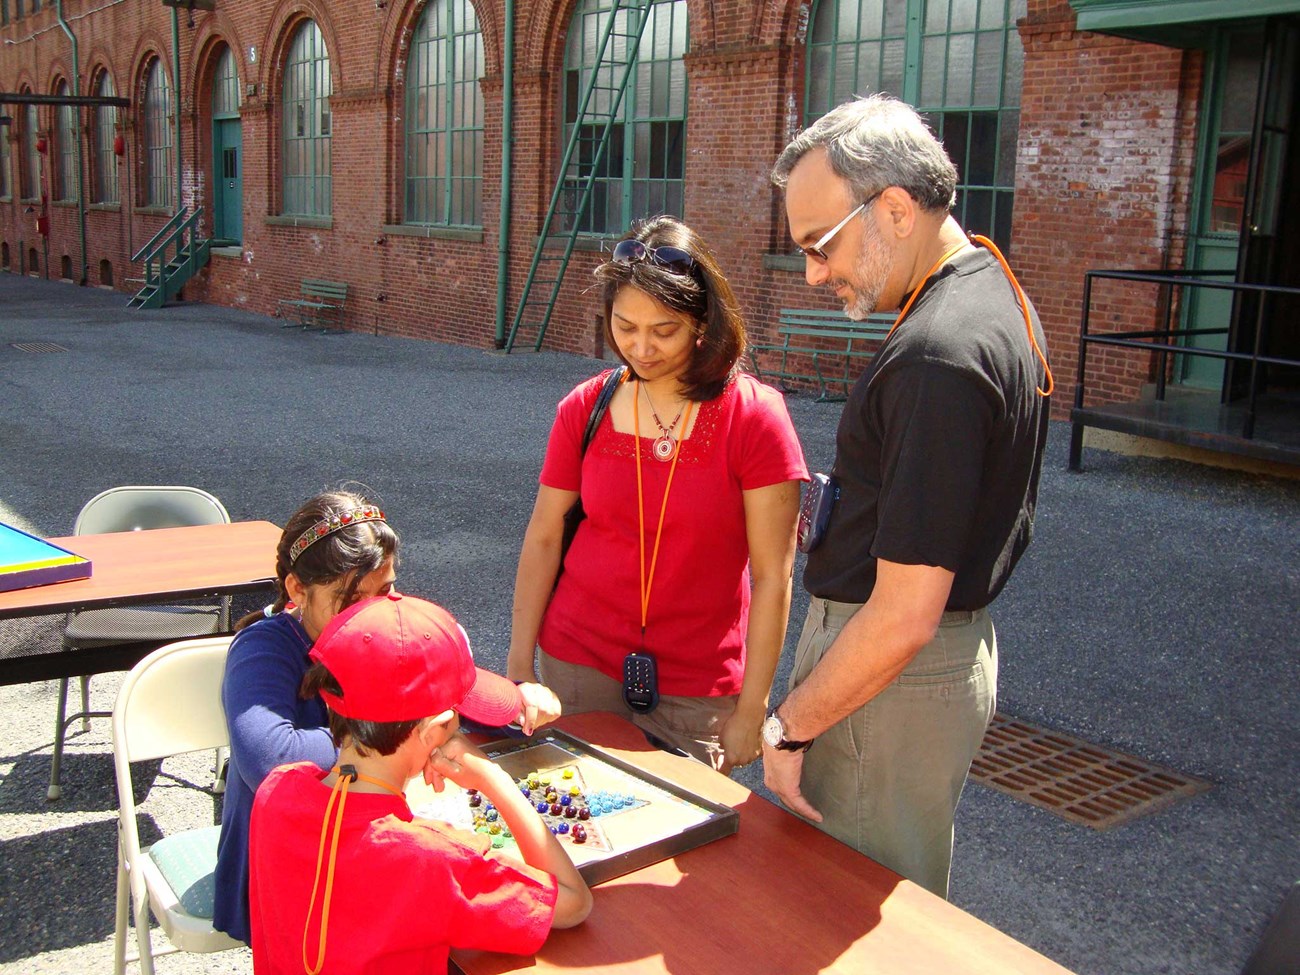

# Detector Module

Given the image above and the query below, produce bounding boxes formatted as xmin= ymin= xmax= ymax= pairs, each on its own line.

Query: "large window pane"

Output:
xmin=405 ymin=0 xmax=484 ymax=226
xmin=94 ymin=72 xmax=119 ymax=204
xmin=143 ymin=59 xmax=173 ymax=208
xmin=282 ymin=21 xmax=331 ymax=217
xmin=55 ymin=81 xmax=77 ymax=202
xmin=806 ymin=0 xmax=1023 ymax=251
xmin=213 ymin=47 xmax=240 ymax=118
xmin=560 ymin=0 xmax=688 ymax=234
xmin=23 ymin=98 xmax=40 ymax=200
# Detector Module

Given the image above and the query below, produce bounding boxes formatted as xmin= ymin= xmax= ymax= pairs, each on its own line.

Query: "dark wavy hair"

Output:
xmin=593 ymin=215 xmax=746 ymax=402
xmin=234 ymin=488 xmax=400 ymax=631
xmin=300 ymin=662 xmax=421 ymax=756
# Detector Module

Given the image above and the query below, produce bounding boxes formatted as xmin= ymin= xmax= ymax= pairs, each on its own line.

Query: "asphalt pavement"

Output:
xmin=0 ymin=273 xmax=1296 ymax=974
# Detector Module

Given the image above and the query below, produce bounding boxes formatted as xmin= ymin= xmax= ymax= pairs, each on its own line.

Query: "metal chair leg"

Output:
xmin=48 ymin=677 xmax=70 ymax=801
xmin=79 ymin=675 xmax=91 ymax=731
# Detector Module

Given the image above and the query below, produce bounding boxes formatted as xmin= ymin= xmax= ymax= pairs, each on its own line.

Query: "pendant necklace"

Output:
xmin=641 ymin=383 xmax=685 ymax=461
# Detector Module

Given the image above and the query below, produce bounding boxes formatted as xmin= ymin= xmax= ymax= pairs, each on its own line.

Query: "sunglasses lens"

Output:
xmin=609 ymin=239 xmax=695 ymax=275
xmin=650 ymin=246 xmax=695 ymax=273
xmin=612 ymin=239 xmax=647 ymax=264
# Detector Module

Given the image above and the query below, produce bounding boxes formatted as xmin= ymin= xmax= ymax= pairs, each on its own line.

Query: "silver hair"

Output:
xmin=771 ymin=94 xmax=958 ymax=213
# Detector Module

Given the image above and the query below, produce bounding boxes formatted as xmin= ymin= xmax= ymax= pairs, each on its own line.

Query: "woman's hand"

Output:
xmin=515 ymin=681 xmax=562 ymax=736
xmin=717 ymin=706 xmax=763 ymax=775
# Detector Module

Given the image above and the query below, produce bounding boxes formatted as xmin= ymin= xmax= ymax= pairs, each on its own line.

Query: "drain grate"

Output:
xmin=11 ymin=342 xmax=69 ymax=354
xmin=971 ymin=713 xmax=1211 ymax=829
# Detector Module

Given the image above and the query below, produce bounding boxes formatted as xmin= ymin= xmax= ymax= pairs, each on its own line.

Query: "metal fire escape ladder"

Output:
xmin=505 ymin=0 xmax=653 ymax=353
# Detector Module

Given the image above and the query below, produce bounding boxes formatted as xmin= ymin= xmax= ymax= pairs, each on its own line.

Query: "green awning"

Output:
xmin=1070 ymin=0 xmax=1300 ymax=46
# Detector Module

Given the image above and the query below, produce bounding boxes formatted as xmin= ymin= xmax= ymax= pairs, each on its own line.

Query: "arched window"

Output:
xmin=23 ymin=97 xmax=40 ymax=201
xmin=93 ymin=71 xmax=120 ymax=204
xmin=560 ymin=0 xmax=688 ymax=234
xmin=213 ymin=46 xmax=240 ymax=117
xmin=405 ymin=0 xmax=484 ymax=227
xmin=142 ymin=58 xmax=174 ymax=208
xmin=806 ymin=0 xmax=1025 ymax=251
xmin=282 ymin=20 xmax=331 ymax=216
xmin=0 ymin=108 xmax=10 ymax=199
xmin=55 ymin=80 xmax=78 ymax=203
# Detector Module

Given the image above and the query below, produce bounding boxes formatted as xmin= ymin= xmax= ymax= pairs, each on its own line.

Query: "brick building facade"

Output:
xmin=1 ymin=0 xmax=1294 ymax=425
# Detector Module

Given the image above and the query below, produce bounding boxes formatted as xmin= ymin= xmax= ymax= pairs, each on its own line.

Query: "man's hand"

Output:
xmin=762 ymin=742 xmax=823 ymax=822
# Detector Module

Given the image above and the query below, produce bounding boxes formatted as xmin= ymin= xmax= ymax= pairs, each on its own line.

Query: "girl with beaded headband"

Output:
xmin=508 ymin=216 xmax=809 ymax=774
xmin=214 ymin=490 xmax=562 ymax=945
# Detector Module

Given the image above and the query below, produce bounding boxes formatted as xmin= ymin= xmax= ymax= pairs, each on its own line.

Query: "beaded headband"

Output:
xmin=288 ymin=505 xmax=387 ymax=565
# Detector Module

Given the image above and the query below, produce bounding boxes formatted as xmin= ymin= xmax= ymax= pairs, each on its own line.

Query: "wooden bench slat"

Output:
xmin=277 ymin=279 xmax=348 ymax=332
xmin=748 ymin=309 xmax=893 ymax=402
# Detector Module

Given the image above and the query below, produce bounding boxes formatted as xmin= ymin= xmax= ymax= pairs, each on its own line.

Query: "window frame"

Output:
xmin=92 ymin=70 xmax=120 ymax=205
xmin=141 ymin=57 xmax=174 ymax=209
xmin=404 ymin=0 xmax=485 ymax=228
xmin=559 ymin=0 xmax=689 ymax=236
xmin=22 ymin=97 xmax=40 ymax=202
xmin=804 ymin=0 xmax=1026 ymax=252
xmin=281 ymin=19 xmax=332 ymax=218
xmin=54 ymin=80 xmax=78 ymax=203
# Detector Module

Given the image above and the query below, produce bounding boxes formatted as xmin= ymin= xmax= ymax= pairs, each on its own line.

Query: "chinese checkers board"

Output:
xmin=410 ymin=730 xmax=738 ymax=885
xmin=0 ymin=523 xmax=91 ymax=595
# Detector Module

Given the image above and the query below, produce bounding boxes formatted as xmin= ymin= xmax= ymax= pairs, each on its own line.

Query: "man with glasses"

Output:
xmin=760 ymin=94 xmax=1051 ymax=899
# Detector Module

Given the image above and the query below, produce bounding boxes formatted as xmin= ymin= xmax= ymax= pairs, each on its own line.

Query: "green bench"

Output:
xmin=748 ymin=309 xmax=893 ymax=401
xmin=277 ymin=279 xmax=348 ymax=333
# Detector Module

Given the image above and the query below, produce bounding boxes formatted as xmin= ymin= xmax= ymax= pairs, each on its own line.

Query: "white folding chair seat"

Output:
xmin=113 ymin=636 xmax=243 ymax=974
xmin=51 ymin=486 xmax=231 ymax=801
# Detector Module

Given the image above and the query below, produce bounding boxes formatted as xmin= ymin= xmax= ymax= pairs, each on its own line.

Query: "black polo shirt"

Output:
xmin=803 ymin=246 xmax=1050 ymax=611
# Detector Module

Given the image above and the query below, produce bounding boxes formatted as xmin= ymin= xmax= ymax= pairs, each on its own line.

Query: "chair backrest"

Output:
xmin=113 ymin=636 xmax=233 ymax=767
xmin=74 ymin=486 xmax=230 ymax=536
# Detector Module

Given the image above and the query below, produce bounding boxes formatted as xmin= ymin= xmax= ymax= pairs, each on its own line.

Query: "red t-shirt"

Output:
xmin=538 ymin=372 xmax=808 ymax=696
xmin=249 ymin=763 xmax=558 ymax=975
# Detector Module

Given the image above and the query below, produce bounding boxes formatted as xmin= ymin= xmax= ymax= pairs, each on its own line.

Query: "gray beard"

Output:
xmin=840 ymin=222 xmax=892 ymax=320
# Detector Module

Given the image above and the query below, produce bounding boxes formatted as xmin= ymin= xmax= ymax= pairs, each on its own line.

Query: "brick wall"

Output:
xmin=0 ymin=0 xmax=1202 ymax=414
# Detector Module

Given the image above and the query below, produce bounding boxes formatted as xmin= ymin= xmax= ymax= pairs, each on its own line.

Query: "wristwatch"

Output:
xmin=762 ymin=708 xmax=814 ymax=753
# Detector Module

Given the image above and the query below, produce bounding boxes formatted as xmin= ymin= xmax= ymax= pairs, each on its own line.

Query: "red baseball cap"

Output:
xmin=308 ymin=593 xmax=522 ymax=725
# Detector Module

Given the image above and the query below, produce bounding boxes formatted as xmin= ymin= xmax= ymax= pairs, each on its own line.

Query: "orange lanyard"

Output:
xmin=888 ymin=236 xmax=1054 ymax=397
xmin=303 ymin=767 xmax=406 ymax=974
xmin=632 ymin=383 xmax=695 ymax=636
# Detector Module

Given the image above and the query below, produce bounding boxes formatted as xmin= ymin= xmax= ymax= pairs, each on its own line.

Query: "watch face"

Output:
xmin=761 ymin=714 xmax=783 ymax=748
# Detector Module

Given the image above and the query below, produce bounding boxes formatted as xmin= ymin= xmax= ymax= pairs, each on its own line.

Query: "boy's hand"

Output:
xmin=423 ymin=735 xmax=501 ymax=794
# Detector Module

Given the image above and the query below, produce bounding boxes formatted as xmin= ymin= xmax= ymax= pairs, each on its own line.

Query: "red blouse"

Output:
xmin=538 ymin=372 xmax=808 ymax=696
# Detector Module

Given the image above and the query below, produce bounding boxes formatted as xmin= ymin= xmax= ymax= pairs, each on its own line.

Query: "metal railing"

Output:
xmin=1074 ymin=268 xmax=1300 ymax=445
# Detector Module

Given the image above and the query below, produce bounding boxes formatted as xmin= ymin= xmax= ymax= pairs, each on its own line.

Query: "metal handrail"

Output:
xmin=1075 ymin=268 xmax=1300 ymax=443
xmin=131 ymin=208 xmax=187 ymax=264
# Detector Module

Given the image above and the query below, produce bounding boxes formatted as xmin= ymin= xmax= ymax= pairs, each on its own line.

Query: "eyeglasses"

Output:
xmin=611 ymin=238 xmax=697 ymax=275
xmin=800 ymin=192 xmax=881 ymax=263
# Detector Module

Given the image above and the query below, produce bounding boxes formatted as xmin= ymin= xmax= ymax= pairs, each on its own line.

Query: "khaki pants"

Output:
xmin=539 ymin=650 xmax=736 ymax=770
xmin=791 ymin=596 xmax=997 ymax=898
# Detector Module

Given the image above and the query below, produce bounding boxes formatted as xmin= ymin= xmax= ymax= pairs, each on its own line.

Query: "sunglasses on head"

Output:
xmin=611 ymin=238 xmax=697 ymax=275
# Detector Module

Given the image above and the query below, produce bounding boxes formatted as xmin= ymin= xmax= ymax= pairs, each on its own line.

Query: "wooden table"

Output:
xmin=0 ymin=521 xmax=281 ymax=685
xmin=449 ymin=711 xmax=1075 ymax=975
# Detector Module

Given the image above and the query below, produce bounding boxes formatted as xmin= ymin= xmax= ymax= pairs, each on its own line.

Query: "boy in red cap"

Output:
xmin=247 ymin=592 xmax=592 ymax=974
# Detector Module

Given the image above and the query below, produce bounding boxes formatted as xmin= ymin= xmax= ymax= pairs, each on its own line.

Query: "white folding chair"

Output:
xmin=112 ymin=636 xmax=244 ymax=974
xmin=51 ymin=485 xmax=232 ymax=800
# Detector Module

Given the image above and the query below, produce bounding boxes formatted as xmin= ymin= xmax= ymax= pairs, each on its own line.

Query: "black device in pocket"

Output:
xmin=622 ymin=652 xmax=659 ymax=714
xmin=797 ymin=473 xmax=840 ymax=553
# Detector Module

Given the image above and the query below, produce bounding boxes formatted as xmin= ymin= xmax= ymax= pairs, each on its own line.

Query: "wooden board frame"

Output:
xmin=476 ymin=729 xmax=739 ymax=886
xmin=0 ymin=523 xmax=91 ymax=594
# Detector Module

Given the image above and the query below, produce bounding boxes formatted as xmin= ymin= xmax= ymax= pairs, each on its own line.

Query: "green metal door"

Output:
xmin=213 ymin=119 xmax=242 ymax=244
xmin=1181 ymin=28 xmax=1261 ymax=388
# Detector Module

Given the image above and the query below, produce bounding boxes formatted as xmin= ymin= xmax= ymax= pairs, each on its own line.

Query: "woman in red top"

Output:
xmin=509 ymin=216 xmax=808 ymax=773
